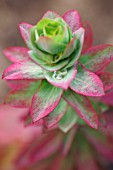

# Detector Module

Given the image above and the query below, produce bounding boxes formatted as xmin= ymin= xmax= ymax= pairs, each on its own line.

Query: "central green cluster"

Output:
xmin=29 ymin=16 xmax=84 ymax=80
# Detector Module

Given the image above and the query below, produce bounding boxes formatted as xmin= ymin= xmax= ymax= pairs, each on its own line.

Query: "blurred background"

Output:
xmin=0 ymin=1 xmax=113 ymax=170
xmin=0 ymin=0 xmax=113 ymax=103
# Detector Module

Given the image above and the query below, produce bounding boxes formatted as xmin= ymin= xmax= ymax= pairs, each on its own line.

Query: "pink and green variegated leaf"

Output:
xmin=2 ymin=59 xmax=45 ymax=80
xmin=70 ymin=66 xmax=104 ymax=96
xmin=29 ymin=51 xmax=69 ymax=71
xmin=44 ymin=99 xmax=67 ymax=128
xmin=27 ymin=27 xmax=53 ymax=63
xmin=82 ymin=21 xmax=93 ymax=53
xmin=80 ymin=45 xmax=113 ymax=73
xmin=36 ymin=36 xmax=66 ymax=55
xmin=4 ymin=81 xmax=41 ymax=108
xmin=43 ymin=65 xmax=77 ymax=90
xmin=6 ymin=80 xmax=35 ymax=90
xmin=59 ymin=106 xmax=78 ymax=133
xmin=63 ymin=89 xmax=98 ymax=129
xmin=31 ymin=80 xmax=63 ymax=122
xmin=42 ymin=10 xmax=60 ymax=19
xmin=99 ymin=89 xmax=113 ymax=106
xmin=65 ymin=28 xmax=84 ymax=69
xmin=99 ymin=72 xmax=113 ymax=91
xmin=19 ymin=22 xmax=33 ymax=48
xmin=61 ymin=37 xmax=77 ymax=60
xmin=63 ymin=10 xmax=82 ymax=32
xmin=3 ymin=46 xmax=30 ymax=63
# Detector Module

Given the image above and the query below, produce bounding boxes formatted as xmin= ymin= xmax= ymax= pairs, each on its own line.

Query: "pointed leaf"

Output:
xmin=2 ymin=59 xmax=45 ymax=80
xmin=70 ymin=66 xmax=104 ymax=96
xmin=82 ymin=21 xmax=93 ymax=52
xmin=29 ymin=51 xmax=69 ymax=71
xmin=63 ymin=89 xmax=98 ymax=129
xmin=63 ymin=10 xmax=82 ymax=32
xmin=36 ymin=36 xmax=66 ymax=55
xmin=99 ymin=72 xmax=113 ymax=91
xmin=6 ymin=80 xmax=34 ymax=90
xmin=61 ymin=37 xmax=77 ymax=60
xmin=19 ymin=22 xmax=32 ymax=48
xmin=43 ymin=65 xmax=77 ymax=90
xmin=42 ymin=10 xmax=60 ymax=19
xmin=3 ymin=47 xmax=30 ymax=63
xmin=4 ymin=81 xmax=41 ymax=108
xmin=65 ymin=28 xmax=84 ymax=69
xmin=80 ymin=45 xmax=113 ymax=73
xmin=44 ymin=99 xmax=67 ymax=128
xmin=59 ymin=106 xmax=78 ymax=133
xmin=31 ymin=80 xmax=63 ymax=122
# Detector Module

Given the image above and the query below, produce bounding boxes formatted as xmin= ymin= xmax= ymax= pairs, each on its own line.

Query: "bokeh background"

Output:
xmin=0 ymin=0 xmax=113 ymax=103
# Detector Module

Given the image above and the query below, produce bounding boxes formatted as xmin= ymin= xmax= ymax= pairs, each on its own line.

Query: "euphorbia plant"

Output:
xmin=2 ymin=10 xmax=113 ymax=132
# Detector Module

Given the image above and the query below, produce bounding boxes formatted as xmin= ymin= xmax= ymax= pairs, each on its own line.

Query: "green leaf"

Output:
xmin=44 ymin=99 xmax=68 ymax=128
xmin=29 ymin=51 xmax=69 ymax=71
xmin=31 ymin=80 xmax=63 ymax=122
xmin=64 ymin=27 xmax=85 ymax=69
xmin=59 ymin=106 xmax=78 ymax=133
xmin=61 ymin=37 xmax=78 ymax=60
xmin=4 ymin=81 xmax=41 ymax=108
xmin=63 ymin=89 xmax=98 ymax=129
xmin=36 ymin=36 xmax=67 ymax=55
xmin=43 ymin=65 xmax=77 ymax=89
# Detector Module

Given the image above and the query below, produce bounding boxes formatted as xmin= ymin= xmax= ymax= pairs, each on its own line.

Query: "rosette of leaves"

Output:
xmin=2 ymin=10 xmax=113 ymax=130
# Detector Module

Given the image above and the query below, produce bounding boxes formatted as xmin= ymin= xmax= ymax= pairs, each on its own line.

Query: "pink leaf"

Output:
xmin=63 ymin=89 xmax=98 ymax=129
xmin=4 ymin=81 xmax=41 ymax=108
xmin=70 ymin=66 xmax=104 ymax=96
xmin=3 ymin=46 xmax=30 ymax=63
xmin=31 ymin=80 xmax=63 ymax=122
xmin=63 ymin=10 xmax=82 ymax=32
xmin=82 ymin=21 xmax=93 ymax=53
xmin=99 ymin=72 xmax=113 ymax=91
xmin=42 ymin=10 xmax=60 ymax=19
xmin=6 ymin=80 xmax=35 ymax=90
xmin=2 ymin=59 xmax=44 ymax=80
xmin=99 ymin=89 xmax=113 ymax=106
xmin=80 ymin=45 xmax=113 ymax=73
xmin=19 ymin=22 xmax=32 ymax=47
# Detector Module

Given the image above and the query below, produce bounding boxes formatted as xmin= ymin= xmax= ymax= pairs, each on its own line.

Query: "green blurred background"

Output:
xmin=0 ymin=0 xmax=113 ymax=102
